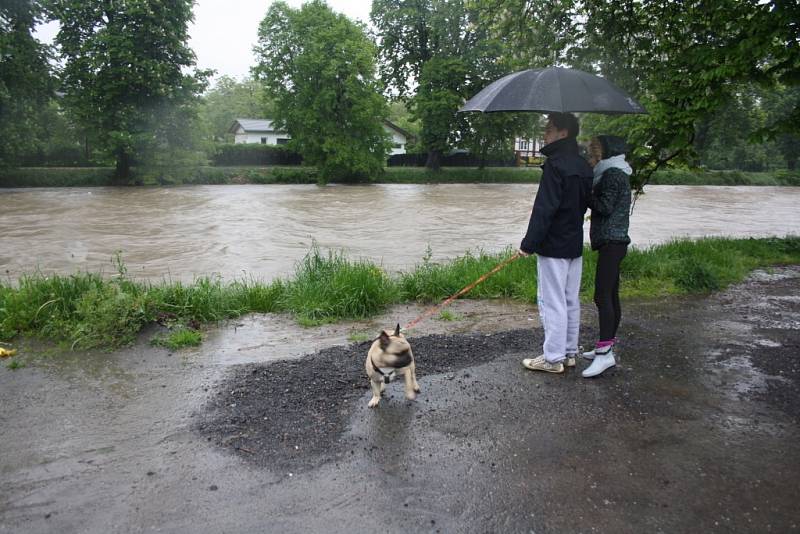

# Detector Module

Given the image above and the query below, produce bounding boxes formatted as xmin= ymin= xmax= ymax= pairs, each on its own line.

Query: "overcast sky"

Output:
xmin=35 ymin=0 xmax=375 ymax=82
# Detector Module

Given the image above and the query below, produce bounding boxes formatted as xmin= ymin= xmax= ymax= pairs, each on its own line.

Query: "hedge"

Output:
xmin=211 ymin=144 xmax=302 ymax=166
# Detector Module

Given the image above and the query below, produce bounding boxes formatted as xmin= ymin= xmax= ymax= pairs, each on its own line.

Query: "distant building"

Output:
xmin=228 ymin=119 xmax=289 ymax=146
xmin=514 ymin=136 xmax=544 ymax=165
xmin=228 ymin=119 xmax=413 ymax=155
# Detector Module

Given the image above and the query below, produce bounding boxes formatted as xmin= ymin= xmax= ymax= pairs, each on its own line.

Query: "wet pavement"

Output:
xmin=1 ymin=268 xmax=799 ymax=533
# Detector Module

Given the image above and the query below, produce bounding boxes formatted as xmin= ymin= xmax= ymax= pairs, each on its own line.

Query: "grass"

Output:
xmin=1 ymin=236 xmax=798 ymax=351
xmin=3 ymin=165 xmax=798 ymax=187
xmin=347 ymin=331 xmax=373 ymax=343
xmin=437 ymin=310 xmax=462 ymax=321
xmin=150 ymin=328 xmax=203 ymax=350
xmin=648 ymin=168 xmax=800 ymax=186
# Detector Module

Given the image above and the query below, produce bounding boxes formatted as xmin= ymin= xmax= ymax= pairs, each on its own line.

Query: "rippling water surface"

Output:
xmin=2 ymin=184 xmax=799 ymax=282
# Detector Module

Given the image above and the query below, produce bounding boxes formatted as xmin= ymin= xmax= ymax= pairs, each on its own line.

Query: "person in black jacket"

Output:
xmin=581 ymin=135 xmax=632 ymax=378
xmin=520 ymin=113 xmax=593 ymax=374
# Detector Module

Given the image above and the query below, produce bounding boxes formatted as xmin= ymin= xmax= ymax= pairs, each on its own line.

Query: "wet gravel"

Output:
xmin=198 ymin=266 xmax=800 ymax=479
xmin=198 ymin=329 xmax=542 ymax=472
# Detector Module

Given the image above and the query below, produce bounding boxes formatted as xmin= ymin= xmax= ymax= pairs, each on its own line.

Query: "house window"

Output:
xmin=276 ymin=138 xmax=289 ymax=145
xmin=261 ymin=137 xmax=267 ymax=144
xmin=519 ymin=139 xmax=529 ymax=150
xmin=393 ymin=143 xmax=402 ymax=149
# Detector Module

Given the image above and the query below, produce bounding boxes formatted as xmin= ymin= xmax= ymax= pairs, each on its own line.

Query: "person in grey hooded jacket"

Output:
xmin=582 ymin=135 xmax=632 ymax=378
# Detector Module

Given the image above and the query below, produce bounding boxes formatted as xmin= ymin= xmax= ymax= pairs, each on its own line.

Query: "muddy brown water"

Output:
xmin=2 ymin=184 xmax=799 ymax=282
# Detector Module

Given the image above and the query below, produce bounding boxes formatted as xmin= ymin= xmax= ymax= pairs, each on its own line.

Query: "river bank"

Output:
xmin=2 ymin=237 xmax=799 ymax=353
xmin=1 ymin=165 xmax=799 ymax=187
xmin=1 ymin=266 xmax=797 ymax=533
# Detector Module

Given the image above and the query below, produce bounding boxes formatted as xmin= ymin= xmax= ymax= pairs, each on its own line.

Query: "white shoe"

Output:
xmin=565 ymin=353 xmax=577 ymax=367
xmin=582 ymin=342 xmax=615 ymax=360
xmin=582 ymin=352 xmax=616 ymax=378
xmin=522 ymin=355 xmax=565 ymax=374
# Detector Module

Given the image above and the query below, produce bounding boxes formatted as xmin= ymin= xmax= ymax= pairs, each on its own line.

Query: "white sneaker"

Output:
xmin=581 ymin=347 xmax=597 ymax=360
xmin=522 ymin=355 xmax=565 ymax=374
xmin=565 ymin=353 xmax=577 ymax=367
xmin=582 ymin=351 xmax=616 ymax=378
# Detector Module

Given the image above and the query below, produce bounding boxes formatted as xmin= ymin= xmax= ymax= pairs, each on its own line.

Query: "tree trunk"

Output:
xmin=478 ymin=140 xmax=488 ymax=170
xmin=114 ymin=150 xmax=131 ymax=184
xmin=425 ymin=149 xmax=442 ymax=171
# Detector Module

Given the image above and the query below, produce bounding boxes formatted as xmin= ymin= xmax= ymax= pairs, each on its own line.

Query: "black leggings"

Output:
xmin=593 ymin=243 xmax=628 ymax=342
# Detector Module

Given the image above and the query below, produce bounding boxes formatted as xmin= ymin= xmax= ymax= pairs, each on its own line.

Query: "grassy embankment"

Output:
xmin=1 ymin=236 xmax=798 ymax=354
xmin=2 ymin=166 xmax=799 ymax=187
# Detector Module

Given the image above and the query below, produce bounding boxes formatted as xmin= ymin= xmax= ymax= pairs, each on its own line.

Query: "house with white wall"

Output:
xmin=228 ymin=119 xmax=413 ymax=155
xmin=514 ymin=136 xmax=543 ymax=157
xmin=514 ymin=136 xmax=545 ymax=165
xmin=228 ymin=119 xmax=290 ymax=146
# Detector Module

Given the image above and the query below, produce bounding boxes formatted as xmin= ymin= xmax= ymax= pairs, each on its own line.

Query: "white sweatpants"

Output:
xmin=537 ymin=255 xmax=583 ymax=363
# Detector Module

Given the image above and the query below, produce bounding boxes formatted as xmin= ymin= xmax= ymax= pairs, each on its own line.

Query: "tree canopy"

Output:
xmin=47 ymin=0 xmax=210 ymax=181
xmin=371 ymin=0 xmax=534 ymax=169
xmin=199 ymin=76 xmax=273 ymax=143
xmin=253 ymin=0 xmax=389 ymax=182
xmin=474 ymin=0 xmax=800 ymax=189
xmin=0 ymin=0 xmax=53 ymax=168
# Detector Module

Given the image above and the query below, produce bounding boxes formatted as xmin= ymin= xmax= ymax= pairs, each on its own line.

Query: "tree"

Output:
xmin=460 ymin=113 xmax=540 ymax=169
xmin=199 ymin=76 xmax=273 ymax=143
xmin=372 ymin=0 xmax=524 ymax=170
xmin=48 ymin=0 xmax=210 ymax=182
xmin=411 ymin=57 xmax=468 ymax=169
xmin=761 ymin=85 xmax=800 ymax=171
xmin=0 ymin=0 xmax=53 ymax=167
xmin=693 ymin=88 xmax=772 ymax=172
xmin=253 ymin=0 xmax=389 ymax=183
xmin=474 ymin=0 xmax=800 ymax=189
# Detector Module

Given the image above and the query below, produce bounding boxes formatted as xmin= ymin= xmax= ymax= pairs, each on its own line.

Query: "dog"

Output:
xmin=365 ymin=324 xmax=420 ymax=408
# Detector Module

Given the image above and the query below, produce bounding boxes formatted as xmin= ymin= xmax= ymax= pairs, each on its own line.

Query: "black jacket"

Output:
xmin=520 ymin=137 xmax=592 ymax=258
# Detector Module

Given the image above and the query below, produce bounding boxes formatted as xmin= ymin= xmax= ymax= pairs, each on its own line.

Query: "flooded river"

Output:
xmin=2 ymin=184 xmax=799 ymax=282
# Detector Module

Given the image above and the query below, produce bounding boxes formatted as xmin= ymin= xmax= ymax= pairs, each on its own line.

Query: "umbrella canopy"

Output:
xmin=459 ymin=67 xmax=647 ymax=115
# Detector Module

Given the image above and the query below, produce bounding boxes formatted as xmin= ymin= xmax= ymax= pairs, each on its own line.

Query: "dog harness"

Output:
xmin=370 ymin=354 xmax=397 ymax=384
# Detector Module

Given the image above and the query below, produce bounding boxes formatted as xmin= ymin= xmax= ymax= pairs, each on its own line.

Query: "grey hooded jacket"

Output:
xmin=589 ymin=135 xmax=632 ymax=250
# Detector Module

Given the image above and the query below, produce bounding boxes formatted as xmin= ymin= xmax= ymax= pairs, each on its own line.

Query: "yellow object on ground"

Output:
xmin=0 ymin=348 xmax=17 ymax=358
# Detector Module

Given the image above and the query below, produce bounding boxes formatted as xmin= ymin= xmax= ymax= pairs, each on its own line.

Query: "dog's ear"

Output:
xmin=394 ymin=323 xmax=401 ymax=337
xmin=379 ymin=330 xmax=390 ymax=349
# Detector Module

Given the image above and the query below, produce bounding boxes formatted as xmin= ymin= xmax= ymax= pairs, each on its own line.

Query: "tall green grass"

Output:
xmin=1 ymin=237 xmax=798 ymax=350
xmin=280 ymin=249 xmax=399 ymax=325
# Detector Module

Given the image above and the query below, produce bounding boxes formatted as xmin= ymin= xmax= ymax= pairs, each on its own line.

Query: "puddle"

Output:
xmin=193 ymin=299 xmax=539 ymax=366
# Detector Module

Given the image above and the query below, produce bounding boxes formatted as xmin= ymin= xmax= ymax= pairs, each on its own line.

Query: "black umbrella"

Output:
xmin=459 ymin=67 xmax=647 ymax=115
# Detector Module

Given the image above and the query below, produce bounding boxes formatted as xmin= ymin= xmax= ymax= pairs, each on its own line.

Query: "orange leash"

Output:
xmin=403 ymin=252 xmax=522 ymax=332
